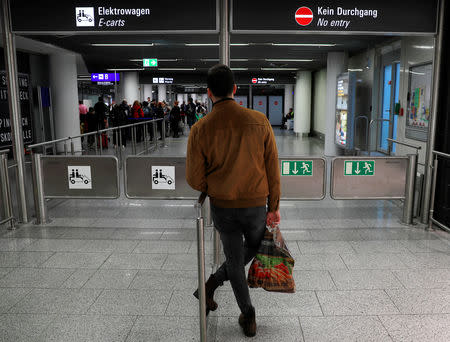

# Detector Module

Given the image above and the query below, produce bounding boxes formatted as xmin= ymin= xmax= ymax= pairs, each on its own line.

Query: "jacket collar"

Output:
xmin=212 ymin=97 xmax=235 ymax=107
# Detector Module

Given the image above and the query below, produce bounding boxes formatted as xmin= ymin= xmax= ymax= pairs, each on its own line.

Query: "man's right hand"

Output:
xmin=266 ymin=211 xmax=281 ymax=228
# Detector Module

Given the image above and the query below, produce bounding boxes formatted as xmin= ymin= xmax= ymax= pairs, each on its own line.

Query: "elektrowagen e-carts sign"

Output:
xmin=10 ymin=0 xmax=218 ymax=33
xmin=232 ymin=0 xmax=438 ymax=34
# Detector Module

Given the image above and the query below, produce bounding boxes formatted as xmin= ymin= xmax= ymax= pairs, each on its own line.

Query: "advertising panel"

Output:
xmin=335 ymin=75 xmax=349 ymax=147
xmin=0 ymin=72 xmax=33 ymax=148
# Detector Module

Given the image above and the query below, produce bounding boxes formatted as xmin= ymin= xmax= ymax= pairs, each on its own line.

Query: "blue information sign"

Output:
xmin=91 ymin=73 xmax=120 ymax=82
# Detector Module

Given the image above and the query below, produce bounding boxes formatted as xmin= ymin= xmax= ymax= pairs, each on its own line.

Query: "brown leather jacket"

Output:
xmin=186 ymin=98 xmax=280 ymax=212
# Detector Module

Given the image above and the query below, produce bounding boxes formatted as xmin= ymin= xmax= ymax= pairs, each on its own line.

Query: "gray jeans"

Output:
xmin=211 ymin=205 xmax=266 ymax=314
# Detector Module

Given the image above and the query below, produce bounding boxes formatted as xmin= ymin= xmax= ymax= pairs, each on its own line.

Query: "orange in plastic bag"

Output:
xmin=248 ymin=226 xmax=295 ymax=293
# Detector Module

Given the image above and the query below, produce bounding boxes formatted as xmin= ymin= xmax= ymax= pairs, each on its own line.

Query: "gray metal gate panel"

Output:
xmin=280 ymin=157 xmax=326 ymax=200
xmin=331 ymin=157 xmax=408 ymax=200
xmin=253 ymin=95 xmax=267 ymax=115
xmin=125 ymin=156 xmax=198 ymax=199
xmin=268 ymin=95 xmax=283 ymax=125
xmin=234 ymin=96 xmax=248 ymax=108
xmin=42 ymin=156 xmax=119 ymax=199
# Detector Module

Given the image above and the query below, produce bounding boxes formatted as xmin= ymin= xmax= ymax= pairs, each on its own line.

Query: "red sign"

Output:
xmin=274 ymin=101 xmax=278 ymax=105
xmin=295 ymin=7 xmax=313 ymax=26
xmin=258 ymin=101 xmax=262 ymax=106
xmin=251 ymin=78 xmax=257 ymax=84
xmin=239 ymin=101 xmax=243 ymax=105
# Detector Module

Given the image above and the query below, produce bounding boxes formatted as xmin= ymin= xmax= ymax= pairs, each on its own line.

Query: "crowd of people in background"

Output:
xmin=78 ymin=96 xmax=209 ymax=149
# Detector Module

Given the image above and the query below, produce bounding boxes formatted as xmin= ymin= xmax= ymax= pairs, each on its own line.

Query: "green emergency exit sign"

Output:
xmin=281 ymin=160 xmax=313 ymax=176
xmin=143 ymin=58 xmax=158 ymax=67
xmin=344 ymin=160 xmax=375 ymax=176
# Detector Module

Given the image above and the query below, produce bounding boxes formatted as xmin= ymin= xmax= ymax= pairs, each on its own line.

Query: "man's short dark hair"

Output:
xmin=207 ymin=64 xmax=235 ymax=97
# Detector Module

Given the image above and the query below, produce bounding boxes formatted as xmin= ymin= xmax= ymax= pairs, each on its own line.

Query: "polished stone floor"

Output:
xmin=1 ymin=128 xmax=449 ymax=341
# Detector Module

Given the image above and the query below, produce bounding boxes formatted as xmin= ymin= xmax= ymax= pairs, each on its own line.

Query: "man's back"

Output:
xmin=186 ymin=98 xmax=280 ymax=212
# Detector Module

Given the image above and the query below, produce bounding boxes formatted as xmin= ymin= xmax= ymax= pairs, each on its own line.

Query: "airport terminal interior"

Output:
xmin=0 ymin=0 xmax=449 ymax=341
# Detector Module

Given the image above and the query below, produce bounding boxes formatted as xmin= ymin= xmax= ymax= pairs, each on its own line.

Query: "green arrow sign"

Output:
xmin=281 ymin=160 xmax=313 ymax=176
xmin=143 ymin=58 xmax=158 ymax=67
xmin=344 ymin=160 xmax=375 ymax=176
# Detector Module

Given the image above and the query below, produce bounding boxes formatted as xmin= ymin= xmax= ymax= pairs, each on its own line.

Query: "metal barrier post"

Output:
xmin=31 ymin=153 xmax=48 ymax=225
xmin=132 ymin=126 xmax=137 ymax=155
xmin=195 ymin=197 xmax=207 ymax=342
xmin=70 ymin=139 xmax=75 ymax=155
xmin=427 ymin=156 xmax=439 ymax=231
xmin=161 ymin=119 xmax=167 ymax=148
xmin=64 ymin=142 xmax=68 ymax=156
xmin=402 ymin=154 xmax=418 ymax=225
xmin=153 ymin=121 xmax=158 ymax=149
xmin=0 ymin=151 xmax=14 ymax=229
xmin=143 ymin=122 xmax=148 ymax=154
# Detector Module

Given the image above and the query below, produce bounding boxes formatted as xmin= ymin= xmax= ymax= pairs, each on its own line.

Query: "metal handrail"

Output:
xmin=26 ymin=118 xmax=163 ymax=150
xmin=0 ymin=150 xmax=14 ymax=229
xmin=387 ymin=138 xmax=422 ymax=152
xmin=196 ymin=193 xmax=208 ymax=342
xmin=428 ymin=150 xmax=450 ymax=232
xmin=433 ymin=150 xmax=450 ymax=159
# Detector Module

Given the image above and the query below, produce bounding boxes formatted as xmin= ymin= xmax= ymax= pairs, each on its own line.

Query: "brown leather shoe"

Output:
xmin=238 ymin=307 xmax=256 ymax=337
xmin=193 ymin=274 xmax=220 ymax=315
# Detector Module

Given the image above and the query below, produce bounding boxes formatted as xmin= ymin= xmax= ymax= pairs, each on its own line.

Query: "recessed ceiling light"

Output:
xmin=106 ymin=68 xmax=144 ymax=71
xmin=92 ymin=43 xmax=154 ymax=47
xmin=201 ymin=58 xmax=249 ymax=62
xmin=271 ymin=43 xmax=336 ymax=47
xmin=158 ymin=68 xmax=196 ymax=71
xmin=261 ymin=68 xmax=299 ymax=71
xmin=231 ymin=43 xmax=250 ymax=46
xmin=265 ymin=59 xmax=313 ymax=62
xmin=412 ymin=45 xmax=434 ymax=49
xmin=231 ymin=68 xmax=249 ymax=71
xmin=129 ymin=59 xmax=179 ymax=62
xmin=348 ymin=68 xmax=364 ymax=72
xmin=185 ymin=43 xmax=219 ymax=46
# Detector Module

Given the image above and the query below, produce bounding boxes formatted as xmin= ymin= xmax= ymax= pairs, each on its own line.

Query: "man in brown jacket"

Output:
xmin=186 ymin=64 xmax=281 ymax=337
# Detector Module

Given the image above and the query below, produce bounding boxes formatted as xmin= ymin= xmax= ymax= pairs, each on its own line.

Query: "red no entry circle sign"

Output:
xmin=274 ymin=101 xmax=278 ymax=105
xmin=239 ymin=101 xmax=243 ymax=105
xmin=295 ymin=7 xmax=313 ymax=26
xmin=258 ymin=101 xmax=263 ymax=106
xmin=252 ymin=78 xmax=257 ymax=84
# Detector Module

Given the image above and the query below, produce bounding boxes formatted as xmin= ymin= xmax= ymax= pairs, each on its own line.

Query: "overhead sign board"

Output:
xmin=232 ymin=0 xmax=438 ymax=34
xmin=144 ymin=59 xmax=158 ymax=67
xmin=251 ymin=77 xmax=276 ymax=85
xmin=11 ymin=1 xmax=217 ymax=33
xmin=152 ymin=77 xmax=174 ymax=84
xmin=91 ymin=73 xmax=120 ymax=82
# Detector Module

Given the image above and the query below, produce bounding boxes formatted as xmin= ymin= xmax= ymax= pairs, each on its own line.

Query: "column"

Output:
xmin=142 ymin=84 xmax=153 ymax=102
xmin=293 ymin=71 xmax=312 ymax=135
xmin=324 ymin=52 xmax=348 ymax=156
xmin=120 ymin=72 xmax=139 ymax=104
xmin=284 ymin=84 xmax=294 ymax=113
xmin=157 ymin=84 xmax=166 ymax=102
xmin=177 ymin=94 xmax=184 ymax=103
xmin=49 ymin=52 xmax=81 ymax=152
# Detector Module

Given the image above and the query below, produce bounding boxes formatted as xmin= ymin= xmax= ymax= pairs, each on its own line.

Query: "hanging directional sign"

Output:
xmin=143 ymin=58 xmax=158 ymax=67
xmin=281 ymin=160 xmax=313 ymax=176
xmin=344 ymin=160 xmax=375 ymax=176
xmin=91 ymin=73 xmax=120 ymax=82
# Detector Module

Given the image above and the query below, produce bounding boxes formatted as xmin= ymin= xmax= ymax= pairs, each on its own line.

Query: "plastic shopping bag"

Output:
xmin=247 ymin=226 xmax=296 ymax=293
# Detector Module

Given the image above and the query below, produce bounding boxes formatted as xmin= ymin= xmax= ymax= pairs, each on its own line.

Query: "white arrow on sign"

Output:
xmin=292 ymin=162 xmax=298 ymax=174
xmin=150 ymin=60 xmax=157 ymax=66
xmin=355 ymin=162 xmax=361 ymax=174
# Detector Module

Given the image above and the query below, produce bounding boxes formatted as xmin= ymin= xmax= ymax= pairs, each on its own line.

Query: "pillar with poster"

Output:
xmin=0 ymin=72 xmax=33 ymax=149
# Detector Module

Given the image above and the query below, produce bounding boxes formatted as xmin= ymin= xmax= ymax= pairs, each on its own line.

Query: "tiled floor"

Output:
xmin=1 ymin=131 xmax=449 ymax=341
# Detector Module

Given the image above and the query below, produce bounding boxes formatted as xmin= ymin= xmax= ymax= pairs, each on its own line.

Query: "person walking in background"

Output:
xmin=186 ymin=64 xmax=281 ymax=338
xmin=94 ymin=96 xmax=109 ymax=130
xmin=86 ymin=107 xmax=98 ymax=148
xmin=170 ymin=101 xmax=181 ymax=138
xmin=78 ymin=100 xmax=88 ymax=133
xmin=186 ymin=97 xmax=196 ymax=129
xmin=155 ymin=102 xmax=165 ymax=140
xmin=131 ymin=100 xmax=144 ymax=142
